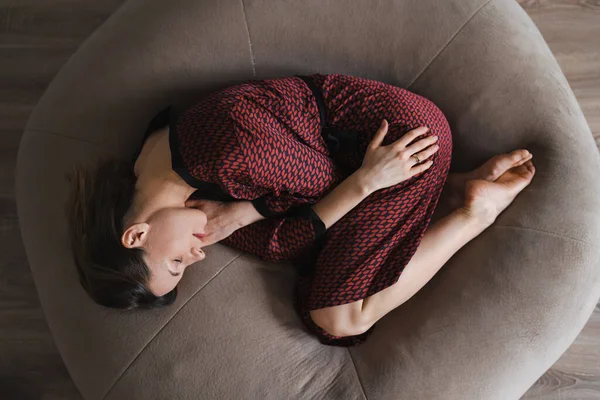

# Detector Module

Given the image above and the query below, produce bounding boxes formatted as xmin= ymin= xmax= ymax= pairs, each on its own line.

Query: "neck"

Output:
xmin=131 ymin=128 xmax=197 ymax=223
xmin=133 ymin=172 xmax=196 ymax=222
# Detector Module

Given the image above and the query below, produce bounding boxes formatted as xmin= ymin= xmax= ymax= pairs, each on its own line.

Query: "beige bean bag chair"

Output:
xmin=16 ymin=0 xmax=600 ymax=398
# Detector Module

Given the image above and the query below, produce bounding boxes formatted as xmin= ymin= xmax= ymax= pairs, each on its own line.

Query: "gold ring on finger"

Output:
xmin=412 ymin=154 xmax=420 ymax=164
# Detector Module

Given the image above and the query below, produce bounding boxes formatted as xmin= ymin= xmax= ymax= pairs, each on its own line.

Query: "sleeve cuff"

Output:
xmin=305 ymin=206 xmax=327 ymax=239
xmin=251 ymin=197 xmax=326 ymax=239
xmin=285 ymin=203 xmax=326 ymax=239
xmin=251 ymin=196 xmax=278 ymax=218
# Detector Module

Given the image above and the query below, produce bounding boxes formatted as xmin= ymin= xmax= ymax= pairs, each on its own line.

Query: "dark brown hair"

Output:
xmin=65 ymin=156 xmax=177 ymax=309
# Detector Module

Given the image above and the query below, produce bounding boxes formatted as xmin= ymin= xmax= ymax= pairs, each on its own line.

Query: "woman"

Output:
xmin=66 ymin=73 xmax=535 ymax=347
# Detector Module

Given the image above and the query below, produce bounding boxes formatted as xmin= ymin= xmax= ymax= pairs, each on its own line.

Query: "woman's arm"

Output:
xmin=220 ymin=169 xmax=373 ymax=264
xmin=237 ymin=169 xmax=372 ymax=230
xmin=310 ymin=169 xmax=372 ymax=229
xmin=236 ymin=200 xmax=267 ymax=227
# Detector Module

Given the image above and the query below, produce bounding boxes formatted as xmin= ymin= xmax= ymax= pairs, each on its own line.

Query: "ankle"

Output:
xmin=456 ymin=205 xmax=496 ymax=228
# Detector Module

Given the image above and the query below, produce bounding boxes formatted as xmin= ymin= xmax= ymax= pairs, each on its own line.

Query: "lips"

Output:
xmin=193 ymin=233 xmax=206 ymax=240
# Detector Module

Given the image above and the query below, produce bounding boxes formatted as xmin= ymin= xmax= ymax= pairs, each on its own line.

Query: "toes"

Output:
xmin=479 ymin=150 xmax=534 ymax=181
xmin=524 ymin=160 xmax=535 ymax=174
xmin=486 ymin=156 xmax=520 ymax=180
xmin=516 ymin=162 xmax=535 ymax=178
xmin=514 ymin=164 xmax=528 ymax=173
xmin=511 ymin=149 xmax=532 ymax=165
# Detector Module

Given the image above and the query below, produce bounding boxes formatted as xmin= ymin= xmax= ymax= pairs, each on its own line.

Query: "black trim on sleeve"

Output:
xmin=306 ymin=206 xmax=327 ymax=239
xmin=285 ymin=203 xmax=327 ymax=239
xmin=251 ymin=196 xmax=278 ymax=218
xmin=251 ymin=197 xmax=327 ymax=239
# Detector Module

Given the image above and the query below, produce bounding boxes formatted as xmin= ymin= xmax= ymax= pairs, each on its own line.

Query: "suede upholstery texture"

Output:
xmin=15 ymin=0 xmax=600 ymax=399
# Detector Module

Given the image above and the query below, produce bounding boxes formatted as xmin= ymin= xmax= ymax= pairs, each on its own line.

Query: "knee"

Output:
xmin=385 ymin=90 xmax=452 ymax=152
xmin=411 ymin=96 xmax=451 ymax=143
xmin=310 ymin=305 xmax=366 ymax=337
xmin=409 ymin=97 xmax=453 ymax=168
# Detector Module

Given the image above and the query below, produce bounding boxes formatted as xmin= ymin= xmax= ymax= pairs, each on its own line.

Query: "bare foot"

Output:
xmin=459 ymin=159 xmax=536 ymax=225
xmin=442 ymin=149 xmax=533 ymax=210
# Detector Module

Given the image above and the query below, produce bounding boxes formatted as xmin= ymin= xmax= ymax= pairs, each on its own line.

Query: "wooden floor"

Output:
xmin=0 ymin=1 xmax=598 ymax=399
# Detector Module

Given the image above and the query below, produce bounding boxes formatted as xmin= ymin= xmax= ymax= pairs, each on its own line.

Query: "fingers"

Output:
xmin=368 ymin=119 xmax=389 ymax=149
xmin=369 ymin=121 xmax=434 ymax=151
xmin=393 ymin=126 xmax=430 ymax=148
xmin=412 ymin=142 xmax=439 ymax=162
xmin=409 ymin=159 xmax=434 ymax=176
xmin=404 ymin=134 xmax=438 ymax=154
xmin=513 ymin=151 xmax=533 ymax=167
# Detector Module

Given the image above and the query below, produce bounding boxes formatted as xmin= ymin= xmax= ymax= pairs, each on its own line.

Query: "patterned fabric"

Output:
xmin=291 ymin=74 xmax=452 ymax=346
xmin=136 ymin=73 xmax=452 ymax=347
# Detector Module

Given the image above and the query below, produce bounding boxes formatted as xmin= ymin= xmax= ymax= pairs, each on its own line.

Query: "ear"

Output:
xmin=121 ymin=222 xmax=150 ymax=249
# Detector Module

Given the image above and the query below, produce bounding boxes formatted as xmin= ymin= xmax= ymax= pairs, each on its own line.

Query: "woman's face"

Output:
xmin=139 ymin=207 xmax=208 ymax=296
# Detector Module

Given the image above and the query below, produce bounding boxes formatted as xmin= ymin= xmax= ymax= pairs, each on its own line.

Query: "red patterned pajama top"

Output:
xmin=134 ymin=73 xmax=452 ymax=347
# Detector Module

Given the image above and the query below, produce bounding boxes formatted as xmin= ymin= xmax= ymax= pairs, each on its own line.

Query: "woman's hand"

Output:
xmin=358 ymin=119 xmax=439 ymax=193
xmin=184 ymin=199 xmax=245 ymax=246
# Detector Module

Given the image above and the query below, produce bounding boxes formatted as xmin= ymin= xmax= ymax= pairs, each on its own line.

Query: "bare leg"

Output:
xmin=358 ymin=150 xmax=535 ymax=332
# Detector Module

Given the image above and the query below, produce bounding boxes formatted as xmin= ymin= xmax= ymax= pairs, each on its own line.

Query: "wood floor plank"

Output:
xmin=519 ymin=2 xmax=600 ymax=398
xmin=0 ymin=3 xmax=122 ymax=399
xmin=519 ymin=0 xmax=600 ymax=146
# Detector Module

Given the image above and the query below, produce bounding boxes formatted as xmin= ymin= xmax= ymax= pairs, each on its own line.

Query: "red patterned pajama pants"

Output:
xmin=293 ymin=73 xmax=452 ymax=346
